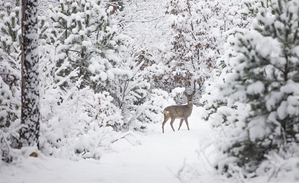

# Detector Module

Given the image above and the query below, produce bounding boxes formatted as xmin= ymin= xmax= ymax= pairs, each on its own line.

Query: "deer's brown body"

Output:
xmin=162 ymin=92 xmax=194 ymax=133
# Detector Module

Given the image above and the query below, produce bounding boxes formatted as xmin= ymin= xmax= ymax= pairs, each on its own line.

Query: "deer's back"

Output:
xmin=164 ymin=104 xmax=193 ymax=118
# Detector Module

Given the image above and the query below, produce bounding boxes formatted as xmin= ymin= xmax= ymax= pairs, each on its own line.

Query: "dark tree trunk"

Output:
xmin=19 ymin=0 xmax=40 ymax=148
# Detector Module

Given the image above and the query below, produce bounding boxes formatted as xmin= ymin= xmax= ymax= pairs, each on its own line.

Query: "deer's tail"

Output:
xmin=163 ymin=110 xmax=170 ymax=116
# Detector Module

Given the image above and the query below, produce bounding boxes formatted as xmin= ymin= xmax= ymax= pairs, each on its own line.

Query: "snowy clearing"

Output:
xmin=1 ymin=106 xmax=298 ymax=183
xmin=0 ymin=107 xmax=216 ymax=183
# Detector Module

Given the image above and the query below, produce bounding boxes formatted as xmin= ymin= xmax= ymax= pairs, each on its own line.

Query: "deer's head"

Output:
xmin=185 ymin=92 xmax=194 ymax=105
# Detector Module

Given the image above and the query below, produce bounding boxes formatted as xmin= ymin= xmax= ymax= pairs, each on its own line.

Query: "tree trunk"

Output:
xmin=19 ymin=0 xmax=40 ymax=148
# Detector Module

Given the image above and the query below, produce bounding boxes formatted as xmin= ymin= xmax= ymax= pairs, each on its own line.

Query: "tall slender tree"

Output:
xmin=19 ymin=0 xmax=40 ymax=148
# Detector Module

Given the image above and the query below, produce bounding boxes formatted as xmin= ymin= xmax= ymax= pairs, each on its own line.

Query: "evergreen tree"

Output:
xmin=48 ymin=0 xmax=124 ymax=92
xmin=201 ymin=28 xmax=249 ymax=128
xmin=214 ymin=0 xmax=299 ymax=176
xmin=0 ymin=0 xmax=21 ymax=130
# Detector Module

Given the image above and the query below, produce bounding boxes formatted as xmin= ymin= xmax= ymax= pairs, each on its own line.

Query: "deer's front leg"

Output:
xmin=162 ymin=115 xmax=170 ymax=133
xmin=185 ymin=118 xmax=190 ymax=131
xmin=178 ymin=119 xmax=184 ymax=131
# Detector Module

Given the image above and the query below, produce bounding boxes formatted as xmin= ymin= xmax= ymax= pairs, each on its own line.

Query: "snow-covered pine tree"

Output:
xmin=0 ymin=0 xmax=21 ymax=131
xmin=201 ymin=27 xmax=250 ymax=128
xmin=200 ymin=0 xmax=255 ymax=145
xmin=215 ymin=0 xmax=299 ymax=176
xmin=47 ymin=0 xmax=91 ymax=90
xmin=48 ymin=0 xmax=124 ymax=92
xmin=19 ymin=0 xmax=40 ymax=148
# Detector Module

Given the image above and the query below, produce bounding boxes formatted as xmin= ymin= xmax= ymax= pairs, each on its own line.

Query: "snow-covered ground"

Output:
xmin=0 ymin=107 xmax=217 ymax=183
xmin=2 ymin=106 xmax=298 ymax=183
xmin=3 ymin=106 xmax=299 ymax=183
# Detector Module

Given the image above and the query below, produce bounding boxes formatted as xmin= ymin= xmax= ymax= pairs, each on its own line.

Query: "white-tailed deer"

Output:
xmin=162 ymin=92 xmax=194 ymax=133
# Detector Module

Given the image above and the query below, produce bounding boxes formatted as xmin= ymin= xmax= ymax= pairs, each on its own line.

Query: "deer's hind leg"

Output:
xmin=170 ymin=118 xmax=176 ymax=132
xmin=162 ymin=115 xmax=170 ymax=133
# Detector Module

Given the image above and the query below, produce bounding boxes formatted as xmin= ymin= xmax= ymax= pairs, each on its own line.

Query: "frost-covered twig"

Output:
xmin=170 ymin=159 xmax=200 ymax=183
xmin=0 ymin=129 xmax=10 ymax=162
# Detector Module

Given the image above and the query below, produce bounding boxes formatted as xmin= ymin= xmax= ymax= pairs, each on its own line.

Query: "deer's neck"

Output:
xmin=187 ymin=101 xmax=193 ymax=109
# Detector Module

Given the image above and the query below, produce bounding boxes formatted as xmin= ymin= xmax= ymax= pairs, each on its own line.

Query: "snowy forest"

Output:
xmin=1 ymin=0 xmax=299 ymax=182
